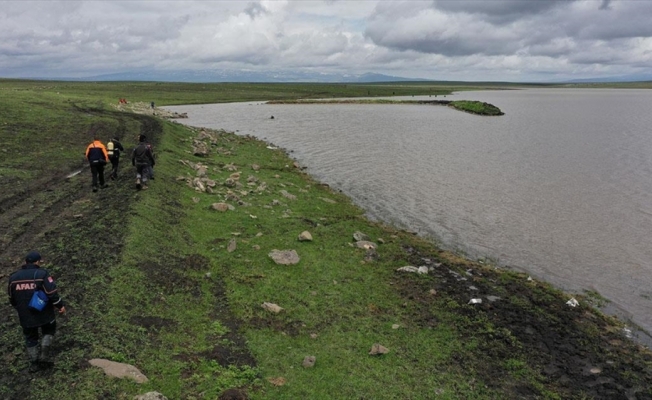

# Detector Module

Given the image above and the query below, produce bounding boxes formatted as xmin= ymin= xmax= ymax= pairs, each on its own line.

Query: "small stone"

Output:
xmin=356 ymin=241 xmax=377 ymax=250
xmin=192 ymin=197 xmax=200 ymax=203
xmin=369 ymin=343 xmax=390 ymax=355
xmin=269 ymin=249 xmax=300 ymax=265
xmin=227 ymin=238 xmax=237 ymax=253
xmin=302 ymin=356 xmax=316 ymax=368
xmin=261 ymin=302 xmax=283 ymax=313
xmin=267 ymin=377 xmax=286 ymax=386
xmin=429 ymin=289 xmax=437 ymax=295
xmin=210 ymin=203 xmax=229 ymax=212
xmin=298 ymin=231 xmax=313 ymax=241
xmin=310 ymin=333 xmax=318 ymax=339
xmin=392 ymin=324 xmax=400 ymax=329
xmin=353 ymin=231 xmax=370 ymax=242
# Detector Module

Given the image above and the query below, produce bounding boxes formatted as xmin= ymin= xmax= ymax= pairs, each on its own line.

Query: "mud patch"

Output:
xmin=394 ymin=245 xmax=652 ymax=399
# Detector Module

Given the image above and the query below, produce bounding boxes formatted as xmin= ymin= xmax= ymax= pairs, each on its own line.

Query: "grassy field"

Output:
xmin=1 ymin=80 xmax=652 ymax=400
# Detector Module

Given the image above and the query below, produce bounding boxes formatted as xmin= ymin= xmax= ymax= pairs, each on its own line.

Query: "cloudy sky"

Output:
xmin=1 ymin=0 xmax=651 ymax=82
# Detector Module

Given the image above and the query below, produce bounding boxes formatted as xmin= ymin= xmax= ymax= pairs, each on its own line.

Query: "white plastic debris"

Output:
xmin=566 ymin=298 xmax=579 ymax=307
xmin=468 ymin=298 xmax=483 ymax=305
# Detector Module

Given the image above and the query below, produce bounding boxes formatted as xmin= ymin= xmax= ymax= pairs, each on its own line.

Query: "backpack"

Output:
xmin=107 ymin=141 xmax=115 ymax=156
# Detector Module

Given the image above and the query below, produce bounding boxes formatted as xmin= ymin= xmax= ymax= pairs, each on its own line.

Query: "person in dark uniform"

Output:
xmin=8 ymin=251 xmax=66 ymax=372
xmin=107 ymin=136 xmax=125 ymax=180
xmin=131 ymin=134 xmax=155 ymax=190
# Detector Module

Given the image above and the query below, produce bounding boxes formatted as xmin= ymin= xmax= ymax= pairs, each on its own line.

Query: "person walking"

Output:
xmin=85 ymin=135 xmax=110 ymax=192
xmin=8 ymin=251 xmax=66 ymax=372
xmin=131 ymin=134 xmax=155 ymax=190
xmin=107 ymin=136 xmax=125 ymax=180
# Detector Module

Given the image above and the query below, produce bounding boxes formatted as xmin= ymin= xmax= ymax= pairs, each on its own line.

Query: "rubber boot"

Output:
xmin=27 ymin=345 xmax=40 ymax=372
xmin=40 ymin=334 xmax=54 ymax=365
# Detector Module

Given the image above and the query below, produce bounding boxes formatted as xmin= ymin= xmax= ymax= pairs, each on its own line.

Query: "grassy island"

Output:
xmin=268 ymin=98 xmax=505 ymax=116
xmin=0 ymin=80 xmax=650 ymax=399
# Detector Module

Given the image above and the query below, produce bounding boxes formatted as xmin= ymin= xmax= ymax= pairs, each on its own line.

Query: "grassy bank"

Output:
xmin=1 ymin=80 xmax=652 ymax=399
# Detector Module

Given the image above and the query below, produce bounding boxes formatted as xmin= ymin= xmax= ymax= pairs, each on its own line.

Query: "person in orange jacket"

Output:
xmin=85 ymin=135 xmax=110 ymax=192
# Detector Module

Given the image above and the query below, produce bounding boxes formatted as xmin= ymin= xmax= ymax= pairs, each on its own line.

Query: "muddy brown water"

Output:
xmin=165 ymin=88 xmax=652 ymax=337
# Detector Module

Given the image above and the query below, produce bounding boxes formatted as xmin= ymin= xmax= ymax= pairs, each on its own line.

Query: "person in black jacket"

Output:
xmin=131 ymin=134 xmax=155 ymax=190
xmin=8 ymin=251 xmax=66 ymax=372
xmin=107 ymin=136 xmax=125 ymax=180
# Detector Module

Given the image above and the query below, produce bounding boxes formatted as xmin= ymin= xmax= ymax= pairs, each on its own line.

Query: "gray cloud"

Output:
xmin=0 ymin=0 xmax=650 ymax=81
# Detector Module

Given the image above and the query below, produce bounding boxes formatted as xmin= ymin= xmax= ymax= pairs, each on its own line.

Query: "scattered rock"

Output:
xmin=396 ymin=266 xmax=428 ymax=274
xmin=468 ymin=298 xmax=483 ymax=305
xmin=134 ymin=392 xmax=168 ymax=400
xmin=392 ymin=324 xmax=400 ymax=329
xmin=261 ymin=302 xmax=283 ymax=313
xmin=310 ymin=333 xmax=318 ymax=339
xmin=302 ymin=356 xmax=316 ymax=368
xmin=267 ymin=377 xmax=286 ymax=386
xmin=227 ymin=238 xmax=237 ymax=253
xmin=269 ymin=249 xmax=300 ymax=265
xmin=319 ymin=197 xmax=337 ymax=204
xmin=355 ymin=241 xmax=377 ymax=250
xmin=251 ymin=164 xmax=261 ymax=171
xmin=486 ymin=295 xmax=501 ymax=302
xmin=369 ymin=343 xmax=390 ymax=355
xmin=280 ymin=190 xmax=297 ymax=200
xmin=211 ymin=203 xmax=229 ymax=212
xmin=298 ymin=231 xmax=313 ymax=241
xmin=88 ymin=359 xmax=148 ymax=383
xmin=192 ymin=197 xmax=200 ymax=203
xmin=353 ymin=231 xmax=370 ymax=242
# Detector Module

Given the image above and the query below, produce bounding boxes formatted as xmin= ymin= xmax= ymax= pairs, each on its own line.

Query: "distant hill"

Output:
xmin=562 ymin=74 xmax=652 ymax=83
xmin=76 ymin=69 xmax=428 ymax=83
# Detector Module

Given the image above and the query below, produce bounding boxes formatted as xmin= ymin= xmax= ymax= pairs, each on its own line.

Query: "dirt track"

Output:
xmin=0 ymin=111 xmax=162 ymax=398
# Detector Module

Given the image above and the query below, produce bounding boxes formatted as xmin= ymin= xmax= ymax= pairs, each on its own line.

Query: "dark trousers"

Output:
xmin=109 ymin=157 xmax=120 ymax=178
xmin=23 ymin=321 xmax=56 ymax=347
xmin=90 ymin=163 xmax=106 ymax=188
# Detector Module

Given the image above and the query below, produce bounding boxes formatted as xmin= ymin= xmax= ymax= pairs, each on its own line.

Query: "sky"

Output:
xmin=1 ymin=0 xmax=651 ymax=82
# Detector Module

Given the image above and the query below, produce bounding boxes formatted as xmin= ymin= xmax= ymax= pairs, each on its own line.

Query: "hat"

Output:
xmin=139 ymin=134 xmax=147 ymax=142
xmin=25 ymin=251 xmax=42 ymax=263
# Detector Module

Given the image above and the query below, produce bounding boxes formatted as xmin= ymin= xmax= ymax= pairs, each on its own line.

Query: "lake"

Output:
xmin=165 ymin=88 xmax=652 ymax=337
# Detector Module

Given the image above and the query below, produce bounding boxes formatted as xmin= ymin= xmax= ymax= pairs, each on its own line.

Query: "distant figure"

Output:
xmin=8 ymin=251 xmax=66 ymax=372
xmin=270 ymin=115 xmax=274 ymax=119
xmin=85 ymin=135 xmax=110 ymax=192
xmin=131 ymin=134 xmax=155 ymax=190
xmin=150 ymin=101 xmax=155 ymax=109
xmin=107 ymin=136 xmax=125 ymax=180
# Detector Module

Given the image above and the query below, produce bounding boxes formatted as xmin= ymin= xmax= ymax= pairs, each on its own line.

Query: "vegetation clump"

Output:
xmin=450 ymin=100 xmax=504 ymax=115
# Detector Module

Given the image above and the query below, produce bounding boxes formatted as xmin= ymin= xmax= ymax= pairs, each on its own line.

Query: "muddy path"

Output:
xmin=395 ymin=244 xmax=652 ymax=399
xmin=0 ymin=110 xmax=162 ymax=398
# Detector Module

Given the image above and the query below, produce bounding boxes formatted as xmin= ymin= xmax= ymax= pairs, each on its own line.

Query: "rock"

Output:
xmin=302 ymin=356 xmax=316 ymax=368
xmin=353 ymin=231 xmax=370 ymax=242
xmin=280 ymin=190 xmax=297 ymax=200
xmin=310 ymin=333 xmax=318 ymax=339
xmin=225 ymin=178 xmax=237 ymax=188
xmin=486 ymin=295 xmax=501 ymax=302
xmin=251 ymin=164 xmax=261 ymax=171
xmin=298 ymin=231 xmax=313 ymax=241
xmin=134 ymin=392 xmax=168 ymax=400
xmin=267 ymin=377 xmax=286 ymax=386
xmin=262 ymin=302 xmax=283 ymax=313
xmin=88 ymin=359 xmax=148 ymax=383
xmin=192 ymin=197 xmax=200 ymax=203
xmin=268 ymin=249 xmax=300 ymax=265
xmin=397 ymin=266 xmax=428 ymax=274
xmin=392 ymin=324 xmax=400 ymax=329
xmin=369 ymin=343 xmax=390 ymax=355
xmin=319 ymin=197 xmax=337 ymax=204
xmin=355 ymin=241 xmax=377 ymax=250
xmin=293 ymin=161 xmax=301 ymax=169
xmin=211 ymin=203 xmax=229 ymax=212
xmin=229 ymin=172 xmax=241 ymax=180
xmin=227 ymin=238 xmax=237 ymax=253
